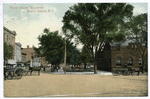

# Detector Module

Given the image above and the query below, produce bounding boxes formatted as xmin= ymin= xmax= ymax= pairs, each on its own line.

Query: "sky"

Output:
xmin=3 ymin=3 xmax=148 ymax=49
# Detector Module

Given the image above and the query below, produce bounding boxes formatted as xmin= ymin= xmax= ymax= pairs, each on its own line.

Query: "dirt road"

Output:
xmin=4 ymin=73 xmax=148 ymax=97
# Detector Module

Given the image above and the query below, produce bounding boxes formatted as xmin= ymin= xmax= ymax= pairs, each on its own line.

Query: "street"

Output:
xmin=4 ymin=70 xmax=148 ymax=97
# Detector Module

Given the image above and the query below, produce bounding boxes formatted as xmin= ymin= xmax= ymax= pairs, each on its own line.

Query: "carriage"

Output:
xmin=4 ymin=64 xmax=42 ymax=80
xmin=4 ymin=66 xmax=24 ymax=80
xmin=112 ymin=67 xmax=142 ymax=76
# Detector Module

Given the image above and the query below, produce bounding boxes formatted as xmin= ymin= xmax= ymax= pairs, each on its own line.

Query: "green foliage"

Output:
xmin=126 ymin=13 xmax=147 ymax=45
xmin=38 ymin=30 xmax=64 ymax=65
xmin=69 ymin=49 xmax=81 ymax=65
xmin=80 ymin=45 xmax=93 ymax=63
xmin=113 ymin=33 xmax=126 ymax=42
xmin=62 ymin=3 xmax=133 ymax=54
xmin=4 ymin=42 xmax=14 ymax=61
xmin=37 ymin=28 xmax=79 ymax=66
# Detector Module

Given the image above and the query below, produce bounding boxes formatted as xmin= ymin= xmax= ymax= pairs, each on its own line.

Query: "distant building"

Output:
xmin=21 ymin=45 xmax=48 ymax=67
xmin=4 ymin=26 xmax=17 ymax=64
xmin=21 ymin=52 xmax=27 ymax=63
xmin=15 ymin=43 xmax=22 ymax=63
xmin=97 ymin=37 xmax=148 ymax=72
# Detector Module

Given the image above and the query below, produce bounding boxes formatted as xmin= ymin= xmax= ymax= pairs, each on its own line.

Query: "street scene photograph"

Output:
xmin=2 ymin=1 xmax=148 ymax=97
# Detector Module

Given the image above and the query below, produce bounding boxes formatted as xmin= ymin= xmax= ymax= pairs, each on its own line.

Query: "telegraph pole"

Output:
xmin=64 ymin=39 xmax=66 ymax=74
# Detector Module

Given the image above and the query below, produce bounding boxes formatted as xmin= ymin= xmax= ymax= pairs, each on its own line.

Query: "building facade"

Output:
xmin=21 ymin=45 xmax=48 ymax=66
xmin=97 ymin=38 xmax=148 ymax=72
xmin=15 ymin=43 xmax=22 ymax=63
xmin=4 ymin=26 xmax=17 ymax=64
xmin=21 ymin=52 xmax=27 ymax=63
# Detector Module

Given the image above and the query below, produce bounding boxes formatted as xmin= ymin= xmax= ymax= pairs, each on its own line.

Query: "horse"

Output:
xmin=29 ymin=66 xmax=42 ymax=76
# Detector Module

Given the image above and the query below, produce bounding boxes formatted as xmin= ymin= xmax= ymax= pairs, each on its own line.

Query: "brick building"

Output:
xmin=97 ymin=38 xmax=148 ymax=72
xmin=21 ymin=52 xmax=27 ymax=63
xmin=21 ymin=45 xmax=48 ymax=67
xmin=4 ymin=26 xmax=16 ymax=60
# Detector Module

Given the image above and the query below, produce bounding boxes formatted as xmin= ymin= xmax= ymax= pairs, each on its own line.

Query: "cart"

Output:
xmin=4 ymin=66 xmax=24 ymax=80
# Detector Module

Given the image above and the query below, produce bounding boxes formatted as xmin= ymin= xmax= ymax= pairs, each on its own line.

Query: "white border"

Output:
xmin=0 ymin=0 xmax=149 ymax=99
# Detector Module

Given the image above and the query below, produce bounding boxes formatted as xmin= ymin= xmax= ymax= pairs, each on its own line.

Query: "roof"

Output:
xmin=4 ymin=26 xmax=17 ymax=36
xmin=110 ymin=37 xmax=146 ymax=47
xmin=15 ymin=42 xmax=22 ymax=47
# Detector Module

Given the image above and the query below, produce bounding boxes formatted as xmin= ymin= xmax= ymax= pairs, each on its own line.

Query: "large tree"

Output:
xmin=37 ymin=28 xmax=79 ymax=68
xmin=62 ymin=3 xmax=133 ymax=74
xmin=37 ymin=29 xmax=64 ymax=67
xmin=4 ymin=42 xmax=14 ymax=65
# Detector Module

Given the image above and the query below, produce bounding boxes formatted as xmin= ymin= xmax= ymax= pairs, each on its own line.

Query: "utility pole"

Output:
xmin=64 ymin=39 xmax=66 ymax=74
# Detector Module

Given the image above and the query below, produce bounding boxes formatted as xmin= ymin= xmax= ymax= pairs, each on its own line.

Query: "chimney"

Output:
xmin=27 ymin=45 xmax=29 ymax=48
xmin=32 ymin=45 xmax=34 ymax=48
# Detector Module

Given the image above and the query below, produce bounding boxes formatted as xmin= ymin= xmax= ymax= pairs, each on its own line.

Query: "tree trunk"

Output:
xmin=84 ymin=62 xmax=86 ymax=69
xmin=142 ymin=60 xmax=145 ymax=73
xmin=94 ymin=59 xmax=97 ymax=74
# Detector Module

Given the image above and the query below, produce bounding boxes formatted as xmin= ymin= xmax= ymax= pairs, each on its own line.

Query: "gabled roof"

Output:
xmin=110 ymin=37 xmax=146 ymax=47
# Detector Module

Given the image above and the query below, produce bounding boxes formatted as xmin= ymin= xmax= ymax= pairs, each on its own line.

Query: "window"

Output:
xmin=139 ymin=58 xmax=142 ymax=66
xmin=128 ymin=57 xmax=133 ymax=65
xmin=116 ymin=57 xmax=121 ymax=66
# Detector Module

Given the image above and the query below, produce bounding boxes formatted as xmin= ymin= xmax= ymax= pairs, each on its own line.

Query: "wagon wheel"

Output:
xmin=112 ymin=70 xmax=120 ymax=76
xmin=6 ymin=71 xmax=13 ymax=80
xmin=15 ymin=69 xmax=23 ymax=79
xmin=22 ymin=70 xmax=28 ymax=76
xmin=115 ymin=71 xmax=121 ymax=75
xmin=123 ymin=71 xmax=128 ymax=76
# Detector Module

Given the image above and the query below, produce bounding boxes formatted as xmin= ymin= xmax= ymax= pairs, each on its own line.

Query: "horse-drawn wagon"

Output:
xmin=112 ymin=68 xmax=128 ymax=76
xmin=4 ymin=66 xmax=24 ymax=80
xmin=112 ymin=67 xmax=142 ymax=76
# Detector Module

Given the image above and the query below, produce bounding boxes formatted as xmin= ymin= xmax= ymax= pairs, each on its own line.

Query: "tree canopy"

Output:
xmin=37 ymin=28 xmax=80 ymax=67
xmin=4 ymin=42 xmax=14 ymax=65
xmin=62 ymin=3 xmax=134 ymax=73
xmin=38 ymin=30 xmax=64 ymax=66
xmin=126 ymin=13 xmax=147 ymax=45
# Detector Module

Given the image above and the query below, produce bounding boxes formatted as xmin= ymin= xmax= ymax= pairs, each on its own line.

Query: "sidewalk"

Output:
xmin=50 ymin=68 xmax=112 ymax=75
